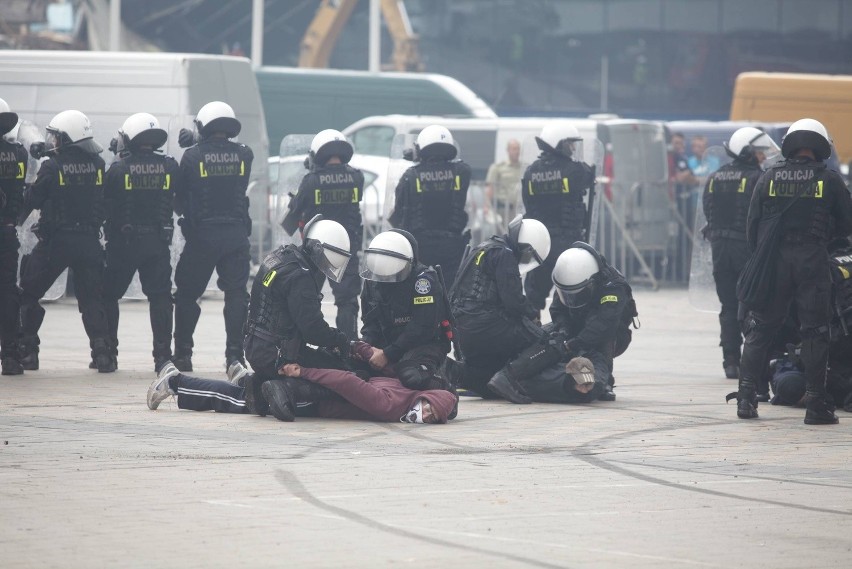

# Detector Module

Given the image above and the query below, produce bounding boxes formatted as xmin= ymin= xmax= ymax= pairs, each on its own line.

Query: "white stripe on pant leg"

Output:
xmin=177 ymin=387 xmax=246 ymax=407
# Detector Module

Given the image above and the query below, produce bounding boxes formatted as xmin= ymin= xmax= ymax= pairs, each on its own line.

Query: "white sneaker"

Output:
xmin=227 ymin=360 xmax=249 ymax=387
xmin=147 ymin=361 xmax=179 ymax=410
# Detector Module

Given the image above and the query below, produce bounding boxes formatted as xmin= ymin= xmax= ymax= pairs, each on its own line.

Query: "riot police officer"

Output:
xmin=241 ymin=215 xmax=354 ymax=419
xmin=522 ymin=122 xmax=594 ymax=314
xmin=359 ymin=229 xmax=453 ymax=391
xmin=173 ymin=101 xmax=253 ymax=371
xmin=735 ymin=119 xmax=852 ymax=424
xmin=388 ymin=125 xmax=471 ymax=287
xmin=0 ymin=99 xmax=28 ymax=375
xmin=18 ymin=110 xmax=113 ymax=372
xmin=102 ymin=113 xmax=180 ymax=372
xmin=282 ymin=129 xmax=364 ymax=340
xmin=450 ymin=216 xmax=551 ymax=401
xmin=703 ymin=128 xmax=779 ymax=380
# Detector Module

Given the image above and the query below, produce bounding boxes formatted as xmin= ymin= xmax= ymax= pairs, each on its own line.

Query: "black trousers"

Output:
xmin=174 ymin=224 xmax=250 ymax=359
xmin=104 ymin=233 xmax=173 ymax=361
xmin=412 ymin=231 xmax=467 ymax=291
xmin=455 ymin=313 xmax=543 ymax=395
xmin=740 ymin=243 xmax=832 ymax=398
xmin=18 ymin=231 xmax=110 ymax=356
xmin=0 ymin=226 xmax=19 ymax=359
xmin=711 ymin=238 xmax=750 ymax=366
xmin=524 ymin=232 xmax=582 ymax=311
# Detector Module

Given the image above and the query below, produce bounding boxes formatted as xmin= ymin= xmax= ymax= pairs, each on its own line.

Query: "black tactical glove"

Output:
xmin=108 ymin=137 xmax=119 ymax=155
xmin=178 ymin=128 xmax=196 ymax=148
xmin=29 ymin=141 xmax=46 ymax=159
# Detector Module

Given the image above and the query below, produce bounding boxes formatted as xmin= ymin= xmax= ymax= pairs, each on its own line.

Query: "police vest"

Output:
xmin=762 ymin=161 xmax=835 ymax=243
xmin=43 ymin=150 xmax=105 ymax=231
xmin=299 ymin=164 xmax=363 ymax=241
xmin=0 ymin=139 xmax=27 ymax=222
xmin=400 ymin=160 xmax=469 ymax=234
xmin=705 ymin=161 xmax=761 ymax=240
xmin=107 ymin=152 xmax=177 ymax=233
xmin=185 ymin=139 xmax=251 ymax=225
xmin=832 ymin=246 xmax=852 ymax=335
xmin=523 ymin=155 xmax=589 ymax=236
xmin=450 ymin=237 xmax=509 ymax=312
xmin=364 ymin=264 xmax=449 ymax=346
xmin=246 ymin=245 xmax=313 ymax=345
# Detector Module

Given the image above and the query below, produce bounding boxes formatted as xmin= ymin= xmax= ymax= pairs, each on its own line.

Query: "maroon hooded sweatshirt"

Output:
xmin=299 ymin=367 xmax=457 ymax=423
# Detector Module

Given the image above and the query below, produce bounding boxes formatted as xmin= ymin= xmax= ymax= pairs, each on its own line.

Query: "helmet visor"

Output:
xmin=312 ymin=241 xmax=352 ymax=283
xmin=359 ymin=248 xmax=413 ymax=283
xmin=517 ymin=244 xmax=544 ymax=275
xmin=555 ymin=282 xmax=593 ymax=308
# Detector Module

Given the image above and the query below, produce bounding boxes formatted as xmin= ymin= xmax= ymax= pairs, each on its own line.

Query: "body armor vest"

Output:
xmin=246 ymin=245 xmax=312 ymax=344
xmin=299 ymin=164 xmax=363 ymax=244
xmin=186 ymin=139 xmax=250 ymax=225
xmin=42 ymin=150 xmax=105 ymax=231
xmin=451 ymin=238 xmax=509 ymax=312
xmin=0 ymin=140 xmax=27 ymax=222
xmin=108 ymin=152 xmax=176 ymax=235
xmin=762 ymin=161 xmax=833 ymax=243
xmin=523 ymin=155 xmax=588 ymax=235
xmin=401 ymin=160 xmax=468 ymax=234
xmin=364 ymin=265 xmax=447 ymax=345
xmin=831 ymin=246 xmax=852 ymax=335
xmin=705 ymin=161 xmax=761 ymax=240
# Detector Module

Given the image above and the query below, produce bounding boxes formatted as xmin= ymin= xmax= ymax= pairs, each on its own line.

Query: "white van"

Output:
xmin=0 ymin=50 xmax=271 ymax=260
xmin=343 ymin=114 xmax=671 ymax=284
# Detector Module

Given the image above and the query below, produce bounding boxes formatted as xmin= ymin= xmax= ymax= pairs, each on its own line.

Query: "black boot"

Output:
xmin=243 ymin=374 xmax=269 ymax=417
xmin=19 ymin=340 xmax=39 ymax=371
xmin=91 ymin=338 xmax=116 ymax=373
xmin=153 ymin=342 xmax=173 ymax=373
xmin=487 ymin=369 xmax=532 ymax=404
xmin=225 ymin=342 xmax=245 ymax=370
xmin=804 ymin=392 xmax=839 ymax=425
xmin=728 ymin=376 xmax=759 ymax=419
xmin=173 ymin=344 xmax=193 ymax=372
xmin=1 ymin=357 xmax=23 ymax=375
xmin=262 ymin=380 xmax=295 ymax=422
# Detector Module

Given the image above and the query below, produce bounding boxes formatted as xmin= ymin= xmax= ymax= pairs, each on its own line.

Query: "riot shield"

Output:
xmin=688 ymin=146 xmax=732 ymax=313
xmin=274 ymin=134 xmax=314 ymax=248
xmin=383 ymin=133 xmax=418 ymax=232
xmin=520 ymin=134 xmax=604 ymax=247
xmin=13 ymin=122 xmax=67 ymax=301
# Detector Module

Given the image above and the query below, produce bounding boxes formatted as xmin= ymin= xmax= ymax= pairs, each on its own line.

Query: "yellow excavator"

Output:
xmin=299 ymin=0 xmax=424 ymax=72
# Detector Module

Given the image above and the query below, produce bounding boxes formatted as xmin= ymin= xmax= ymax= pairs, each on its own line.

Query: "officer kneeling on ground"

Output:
xmin=734 ymin=118 xmax=852 ymax=425
xmin=450 ymin=216 xmax=551 ymax=401
xmin=101 ymin=113 xmax=180 ymax=372
xmin=18 ymin=110 xmax=114 ymax=372
xmin=359 ymin=229 xmax=455 ymax=392
xmin=173 ymin=101 xmax=253 ymax=371
xmin=282 ymin=129 xmax=364 ymax=340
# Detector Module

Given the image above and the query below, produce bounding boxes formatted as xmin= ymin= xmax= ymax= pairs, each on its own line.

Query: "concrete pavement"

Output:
xmin=1 ymin=289 xmax=851 ymax=568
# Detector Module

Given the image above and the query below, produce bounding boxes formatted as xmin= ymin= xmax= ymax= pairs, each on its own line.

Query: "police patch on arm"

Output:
xmin=600 ymin=295 xmax=618 ymax=304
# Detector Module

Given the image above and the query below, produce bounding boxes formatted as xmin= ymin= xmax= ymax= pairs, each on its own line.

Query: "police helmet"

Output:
xmin=359 ymin=230 xmax=415 ymax=283
xmin=0 ymin=98 xmax=18 ymax=136
xmin=310 ymin=129 xmax=354 ymax=167
xmin=781 ymin=118 xmax=832 ymax=161
xmin=507 ymin=216 xmax=551 ymax=275
xmin=552 ymin=242 xmax=604 ymax=308
xmin=726 ymin=127 xmax=780 ymax=164
xmin=46 ymin=110 xmax=102 ymax=154
xmin=302 ymin=215 xmax=352 ymax=283
xmin=415 ymin=125 xmax=457 ymax=161
xmin=119 ymin=112 xmax=168 ymax=152
xmin=195 ymin=101 xmax=241 ymax=139
xmin=535 ymin=121 xmax=583 ymax=157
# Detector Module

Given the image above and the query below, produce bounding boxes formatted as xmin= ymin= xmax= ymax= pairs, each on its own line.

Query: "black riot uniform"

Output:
xmin=389 ymin=158 xmax=471 ymax=287
xmin=737 ymin=157 xmax=852 ymax=421
xmin=450 ymin=236 xmax=542 ymax=396
xmin=173 ymin=137 xmax=253 ymax=368
xmin=18 ymin=147 xmax=112 ymax=369
xmin=0 ymin=136 xmax=28 ymax=373
xmin=360 ymin=263 xmax=452 ymax=391
xmin=522 ymin=153 xmax=593 ymax=310
xmin=287 ymin=163 xmax=365 ymax=340
xmin=702 ymin=158 xmax=763 ymax=376
xmin=244 ymin=244 xmax=351 ymax=378
xmin=103 ymin=149 xmax=180 ymax=370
